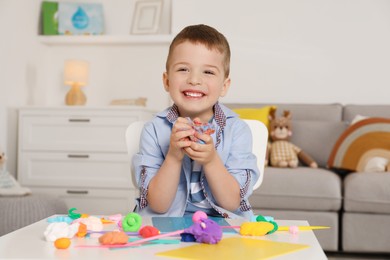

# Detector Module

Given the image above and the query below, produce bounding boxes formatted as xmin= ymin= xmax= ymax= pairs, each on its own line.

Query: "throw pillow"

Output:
xmin=327 ymin=117 xmax=390 ymax=173
xmin=233 ymin=106 xmax=276 ymax=129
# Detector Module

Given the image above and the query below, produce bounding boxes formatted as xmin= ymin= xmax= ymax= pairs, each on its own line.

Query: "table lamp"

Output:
xmin=64 ymin=60 xmax=89 ymax=105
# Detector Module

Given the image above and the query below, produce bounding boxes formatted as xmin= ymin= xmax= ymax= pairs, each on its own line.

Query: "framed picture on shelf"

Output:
xmin=131 ymin=0 xmax=163 ymax=34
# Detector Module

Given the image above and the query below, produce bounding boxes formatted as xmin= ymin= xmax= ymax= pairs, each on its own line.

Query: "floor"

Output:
xmin=326 ymin=252 xmax=390 ymax=260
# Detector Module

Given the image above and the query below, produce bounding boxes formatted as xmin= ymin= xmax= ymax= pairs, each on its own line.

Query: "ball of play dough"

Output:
xmin=98 ymin=231 xmax=128 ymax=245
xmin=54 ymin=237 xmax=71 ymax=249
xmin=139 ymin=226 xmax=160 ymax=238
xmin=122 ymin=212 xmax=142 ymax=232
xmin=192 ymin=211 xmax=208 ymax=223
xmin=239 ymin=222 xmax=275 ymax=236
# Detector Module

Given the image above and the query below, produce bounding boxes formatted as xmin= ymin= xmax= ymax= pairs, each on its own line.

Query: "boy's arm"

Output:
xmin=147 ymin=153 xmax=183 ymax=213
xmin=185 ymin=132 xmax=241 ymax=211
xmin=202 ymin=151 xmax=241 ymax=211
xmin=147 ymin=117 xmax=195 ymax=213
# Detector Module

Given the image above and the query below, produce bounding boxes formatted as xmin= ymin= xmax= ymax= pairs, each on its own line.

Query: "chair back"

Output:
xmin=125 ymin=121 xmax=146 ymax=188
xmin=242 ymin=119 xmax=268 ymax=190
xmin=125 ymin=119 xmax=268 ymax=190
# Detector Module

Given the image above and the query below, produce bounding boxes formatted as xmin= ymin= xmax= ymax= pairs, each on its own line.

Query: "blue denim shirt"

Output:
xmin=132 ymin=102 xmax=260 ymax=220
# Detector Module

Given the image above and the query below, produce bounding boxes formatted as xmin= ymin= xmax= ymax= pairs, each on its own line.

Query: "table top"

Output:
xmin=0 ymin=216 xmax=327 ymax=259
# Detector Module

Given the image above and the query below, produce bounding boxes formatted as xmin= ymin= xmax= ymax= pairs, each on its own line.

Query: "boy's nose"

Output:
xmin=187 ymin=72 xmax=202 ymax=85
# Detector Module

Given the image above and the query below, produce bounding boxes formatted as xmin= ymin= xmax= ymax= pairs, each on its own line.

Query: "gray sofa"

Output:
xmin=0 ymin=195 xmax=67 ymax=236
xmin=225 ymin=103 xmax=390 ymax=253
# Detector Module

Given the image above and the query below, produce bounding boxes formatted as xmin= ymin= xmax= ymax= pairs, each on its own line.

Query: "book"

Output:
xmin=58 ymin=2 xmax=104 ymax=35
xmin=42 ymin=1 xmax=59 ymax=35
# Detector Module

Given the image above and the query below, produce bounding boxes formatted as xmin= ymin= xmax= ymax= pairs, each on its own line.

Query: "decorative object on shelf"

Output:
xmin=58 ymin=2 xmax=104 ymax=35
xmin=131 ymin=0 xmax=163 ymax=35
xmin=41 ymin=1 xmax=59 ymax=35
xmin=109 ymin=97 xmax=147 ymax=107
xmin=64 ymin=60 xmax=89 ymax=106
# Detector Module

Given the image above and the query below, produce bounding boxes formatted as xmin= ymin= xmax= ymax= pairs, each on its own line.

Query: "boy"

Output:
xmin=133 ymin=24 xmax=260 ymax=219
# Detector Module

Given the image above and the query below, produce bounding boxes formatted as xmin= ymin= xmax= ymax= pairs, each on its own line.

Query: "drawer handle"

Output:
xmin=68 ymin=118 xmax=90 ymax=123
xmin=66 ymin=190 xmax=89 ymax=195
xmin=68 ymin=154 xmax=90 ymax=159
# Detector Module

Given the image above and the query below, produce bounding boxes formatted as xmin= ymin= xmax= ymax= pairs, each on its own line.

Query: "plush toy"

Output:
xmin=266 ymin=108 xmax=318 ymax=168
xmin=0 ymin=149 xmax=31 ymax=195
xmin=0 ymin=151 xmax=6 ymax=172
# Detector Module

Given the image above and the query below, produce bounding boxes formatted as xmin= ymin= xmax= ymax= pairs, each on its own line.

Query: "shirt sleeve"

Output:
xmin=224 ymin=119 xmax=260 ymax=200
xmin=132 ymin=121 xmax=165 ymax=206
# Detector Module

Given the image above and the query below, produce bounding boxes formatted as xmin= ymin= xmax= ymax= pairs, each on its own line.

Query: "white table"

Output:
xmin=0 ymin=216 xmax=327 ymax=259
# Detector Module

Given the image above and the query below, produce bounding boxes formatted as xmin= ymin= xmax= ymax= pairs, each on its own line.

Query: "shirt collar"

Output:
xmin=158 ymin=102 xmax=235 ymax=127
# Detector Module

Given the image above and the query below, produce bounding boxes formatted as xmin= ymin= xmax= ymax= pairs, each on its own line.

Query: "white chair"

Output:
xmin=125 ymin=119 xmax=268 ymax=190
xmin=243 ymin=119 xmax=268 ymax=190
xmin=125 ymin=120 xmax=146 ymax=189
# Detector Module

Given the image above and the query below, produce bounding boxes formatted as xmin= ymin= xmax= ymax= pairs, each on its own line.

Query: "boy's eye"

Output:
xmin=177 ymin=67 xmax=188 ymax=72
xmin=204 ymin=70 xmax=215 ymax=75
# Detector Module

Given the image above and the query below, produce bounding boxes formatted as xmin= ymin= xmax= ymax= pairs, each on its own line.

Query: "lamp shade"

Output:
xmin=64 ymin=60 xmax=89 ymax=86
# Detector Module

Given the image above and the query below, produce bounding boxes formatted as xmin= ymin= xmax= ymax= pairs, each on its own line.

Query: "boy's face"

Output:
xmin=163 ymin=41 xmax=231 ymax=122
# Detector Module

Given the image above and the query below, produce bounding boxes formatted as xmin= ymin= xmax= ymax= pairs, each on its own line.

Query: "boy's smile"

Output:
xmin=163 ymin=41 xmax=230 ymax=122
xmin=183 ymin=90 xmax=204 ymax=98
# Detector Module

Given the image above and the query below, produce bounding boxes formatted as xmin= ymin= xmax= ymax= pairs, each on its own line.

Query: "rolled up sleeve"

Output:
xmin=224 ymin=120 xmax=260 ymax=200
xmin=132 ymin=122 xmax=165 ymax=207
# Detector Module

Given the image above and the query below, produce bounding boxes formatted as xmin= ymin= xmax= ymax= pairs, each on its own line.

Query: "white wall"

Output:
xmin=1 ymin=0 xmax=390 ymax=175
xmin=0 ymin=0 xmax=43 ymax=176
xmin=172 ymin=0 xmax=390 ymax=104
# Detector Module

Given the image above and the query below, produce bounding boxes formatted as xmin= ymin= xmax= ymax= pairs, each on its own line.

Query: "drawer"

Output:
xmin=18 ymin=152 xmax=134 ymax=189
xmin=19 ymin=114 xmax=139 ymax=152
xmin=31 ymin=187 xmax=137 ymax=215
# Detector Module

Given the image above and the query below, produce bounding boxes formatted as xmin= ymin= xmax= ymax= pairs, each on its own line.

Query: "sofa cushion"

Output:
xmin=343 ymin=212 xmax=390 ymax=253
xmin=343 ymin=104 xmax=390 ymax=123
xmin=290 ymin=120 xmax=348 ymax=167
xmin=232 ymin=105 xmax=275 ymax=129
xmin=344 ymin=172 xmax=390 ymax=214
xmin=224 ymin=103 xmax=343 ymax=121
xmin=250 ymin=167 xmax=342 ymax=211
xmin=0 ymin=194 xmax=68 ymax=236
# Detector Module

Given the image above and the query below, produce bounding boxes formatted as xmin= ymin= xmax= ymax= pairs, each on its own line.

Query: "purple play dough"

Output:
xmin=184 ymin=218 xmax=222 ymax=244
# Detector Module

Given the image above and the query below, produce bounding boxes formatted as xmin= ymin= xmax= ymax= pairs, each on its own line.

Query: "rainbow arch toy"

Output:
xmin=327 ymin=117 xmax=390 ymax=172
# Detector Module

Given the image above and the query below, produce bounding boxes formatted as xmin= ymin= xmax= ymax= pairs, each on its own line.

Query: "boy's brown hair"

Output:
xmin=165 ymin=24 xmax=231 ymax=78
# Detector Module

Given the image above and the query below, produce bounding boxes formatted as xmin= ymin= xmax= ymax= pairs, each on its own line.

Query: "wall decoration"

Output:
xmin=58 ymin=2 xmax=104 ymax=35
xmin=41 ymin=1 xmax=59 ymax=35
xmin=131 ymin=0 xmax=163 ymax=34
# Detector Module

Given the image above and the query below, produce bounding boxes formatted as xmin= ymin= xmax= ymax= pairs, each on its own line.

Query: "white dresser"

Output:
xmin=17 ymin=107 xmax=156 ymax=215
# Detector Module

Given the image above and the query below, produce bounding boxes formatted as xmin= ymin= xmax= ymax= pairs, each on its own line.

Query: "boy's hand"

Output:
xmin=184 ymin=131 xmax=217 ymax=165
xmin=167 ymin=117 xmax=194 ymax=161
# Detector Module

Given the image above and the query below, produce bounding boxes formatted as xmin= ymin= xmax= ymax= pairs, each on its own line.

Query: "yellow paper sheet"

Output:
xmin=156 ymin=237 xmax=309 ymax=260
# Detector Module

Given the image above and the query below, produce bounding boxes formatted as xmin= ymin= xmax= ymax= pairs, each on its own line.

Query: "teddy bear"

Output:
xmin=265 ymin=107 xmax=318 ymax=168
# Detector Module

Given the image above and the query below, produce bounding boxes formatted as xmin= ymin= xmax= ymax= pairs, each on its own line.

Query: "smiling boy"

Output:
xmin=133 ymin=24 xmax=260 ymax=219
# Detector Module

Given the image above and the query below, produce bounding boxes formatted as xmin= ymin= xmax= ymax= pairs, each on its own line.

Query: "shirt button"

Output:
xmin=222 ymin=213 xmax=229 ymax=218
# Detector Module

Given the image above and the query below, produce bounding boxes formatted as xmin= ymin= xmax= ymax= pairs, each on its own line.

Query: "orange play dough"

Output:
xmin=54 ymin=237 xmax=71 ymax=249
xmin=76 ymin=223 xmax=87 ymax=237
xmin=98 ymin=231 xmax=128 ymax=245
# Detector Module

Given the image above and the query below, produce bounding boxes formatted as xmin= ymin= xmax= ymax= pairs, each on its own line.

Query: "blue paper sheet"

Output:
xmin=152 ymin=216 xmax=236 ymax=233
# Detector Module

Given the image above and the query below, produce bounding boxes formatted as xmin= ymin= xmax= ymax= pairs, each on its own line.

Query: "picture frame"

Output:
xmin=131 ymin=0 xmax=163 ymax=34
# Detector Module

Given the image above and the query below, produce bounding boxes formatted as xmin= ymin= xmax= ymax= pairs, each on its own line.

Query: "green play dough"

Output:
xmin=122 ymin=212 xmax=142 ymax=232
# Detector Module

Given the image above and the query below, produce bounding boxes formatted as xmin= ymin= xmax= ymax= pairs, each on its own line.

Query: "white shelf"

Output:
xmin=38 ymin=34 xmax=173 ymax=46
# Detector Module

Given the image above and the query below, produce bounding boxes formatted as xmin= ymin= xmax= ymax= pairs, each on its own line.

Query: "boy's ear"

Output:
xmin=163 ymin=72 xmax=169 ymax=92
xmin=220 ymin=77 xmax=231 ymax=97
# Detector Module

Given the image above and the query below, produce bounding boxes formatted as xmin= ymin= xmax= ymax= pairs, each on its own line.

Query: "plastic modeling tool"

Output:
xmin=278 ymin=226 xmax=330 ymax=231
